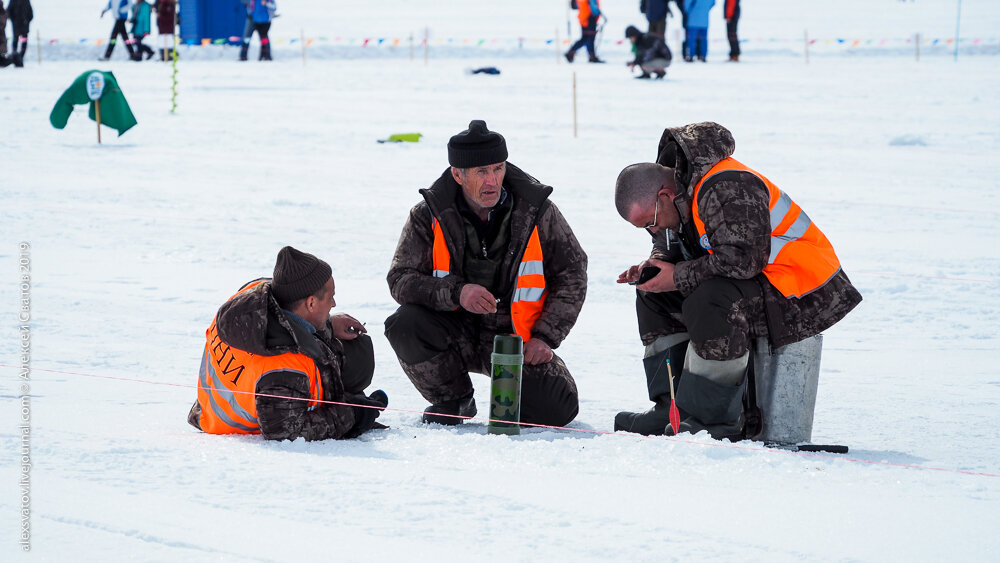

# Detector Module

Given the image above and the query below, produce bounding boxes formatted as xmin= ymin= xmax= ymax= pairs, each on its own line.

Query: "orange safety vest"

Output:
xmin=195 ymin=281 xmax=325 ymax=434
xmin=431 ymin=217 xmax=547 ymax=341
xmin=691 ymin=158 xmax=843 ymax=299
xmin=578 ymin=0 xmax=598 ymax=26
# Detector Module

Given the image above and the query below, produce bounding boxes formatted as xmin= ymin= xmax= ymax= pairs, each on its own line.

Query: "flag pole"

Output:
xmin=95 ymin=99 xmax=102 ymax=144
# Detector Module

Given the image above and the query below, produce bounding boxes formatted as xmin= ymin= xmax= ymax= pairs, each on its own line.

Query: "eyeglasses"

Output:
xmin=641 ymin=196 xmax=660 ymax=230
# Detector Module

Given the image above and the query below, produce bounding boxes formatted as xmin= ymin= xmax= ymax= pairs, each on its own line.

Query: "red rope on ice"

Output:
xmin=6 ymin=363 xmax=999 ymax=480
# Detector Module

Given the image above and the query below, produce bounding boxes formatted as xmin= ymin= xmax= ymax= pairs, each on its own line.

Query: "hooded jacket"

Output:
xmin=653 ymin=122 xmax=862 ymax=347
xmin=187 ymin=279 xmax=357 ymax=441
xmin=8 ymin=0 xmax=32 ymax=27
xmin=631 ymin=32 xmax=672 ymax=65
xmin=387 ymin=163 xmax=588 ymax=349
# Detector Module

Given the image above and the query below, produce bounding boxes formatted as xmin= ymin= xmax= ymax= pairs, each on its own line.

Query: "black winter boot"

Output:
xmin=422 ymin=394 xmax=477 ymax=425
xmin=614 ymin=337 xmax=688 ymax=435
xmin=668 ymin=348 xmax=748 ymax=441
xmin=239 ymin=44 xmax=249 ymax=61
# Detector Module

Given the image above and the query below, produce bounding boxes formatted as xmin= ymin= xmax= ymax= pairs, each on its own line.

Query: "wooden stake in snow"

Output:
xmin=915 ymin=33 xmax=920 ymax=62
xmin=95 ymin=99 xmax=102 ymax=145
xmin=556 ymin=27 xmax=561 ymax=64
xmin=301 ymin=28 xmax=306 ymax=65
xmin=409 ymin=32 xmax=414 ymax=62
xmin=36 ymin=29 xmax=41 ymax=65
xmin=804 ymin=30 xmax=810 ymax=64
xmin=424 ymin=27 xmax=429 ymax=65
xmin=572 ymin=72 xmax=578 ymax=138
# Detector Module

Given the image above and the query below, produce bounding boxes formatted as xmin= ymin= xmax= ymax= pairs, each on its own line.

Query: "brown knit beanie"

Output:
xmin=271 ymin=246 xmax=332 ymax=305
xmin=447 ymin=120 xmax=508 ymax=169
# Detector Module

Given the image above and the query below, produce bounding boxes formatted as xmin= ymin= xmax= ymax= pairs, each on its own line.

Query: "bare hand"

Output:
xmin=330 ymin=313 xmax=366 ymax=340
xmin=636 ymin=258 xmax=677 ymax=293
xmin=617 ymin=260 xmax=651 ymax=284
xmin=523 ymin=338 xmax=554 ymax=365
xmin=460 ymin=284 xmax=498 ymax=315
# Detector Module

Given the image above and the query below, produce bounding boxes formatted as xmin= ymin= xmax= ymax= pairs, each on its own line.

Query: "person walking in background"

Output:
xmin=683 ymin=0 xmax=714 ymax=62
xmin=625 ymin=25 xmax=671 ymax=79
xmin=0 ymin=3 xmax=10 ymax=68
xmin=238 ymin=0 xmax=253 ymax=61
xmin=101 ymin=0 xmax=136 ymax=61
xmin=154 ymin=0 xmax=176 ymax=61
xmin=130 ymin=0 xmax=154 ymax=60
xmin=724 ymin=0 xmax=740 ymax=61
xmin=565 ymin=0 xmax=605 ymax=63
xmin=7 ymin=0 xmax=31 ymax=67
xmin=240 ymin=0 xmax=275 ymax=62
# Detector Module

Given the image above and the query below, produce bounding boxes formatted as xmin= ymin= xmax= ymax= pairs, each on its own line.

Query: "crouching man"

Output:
xmin=384 ymin=120 xmax=588 ymax=428
xmin=613 ymin=122 xmax=861 ymax=439
xmin=188 ymin=246 xmax=387 ymax=441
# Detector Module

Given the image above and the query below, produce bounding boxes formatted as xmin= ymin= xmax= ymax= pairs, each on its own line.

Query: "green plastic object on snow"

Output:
xmin=50 ymin=70 xmax=137 ymax=137
xmin=488 ymin=335 xmax=523 ymax=436
xmin=377 ymin=132 xmax=423 ymax=143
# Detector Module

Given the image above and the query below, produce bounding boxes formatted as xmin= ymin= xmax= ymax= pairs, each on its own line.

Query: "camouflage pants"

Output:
xmin=385 ymin=304 xmax=579 ymax=427
xmin=636 ymin=277 xmax=768 ymax=362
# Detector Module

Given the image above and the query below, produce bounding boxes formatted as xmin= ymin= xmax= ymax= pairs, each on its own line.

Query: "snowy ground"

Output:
xmin=2 ymin=1 xmax=1000 ymax=561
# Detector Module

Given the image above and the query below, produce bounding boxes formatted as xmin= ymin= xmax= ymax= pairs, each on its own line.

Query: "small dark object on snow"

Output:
xmin=468 ymin=66 xmax=501 ymax=75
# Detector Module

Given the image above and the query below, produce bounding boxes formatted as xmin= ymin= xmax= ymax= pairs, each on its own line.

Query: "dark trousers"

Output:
xmin=133 ymin=33 xmax=154 ymax=59
xmin=567 ymin=15 xmax=598 ymax=58
xmin=104 ymin=19 xmax=135 ymax=59
xmin=12 ymin=24 xmax=28 ymax=60
xmin=385 ymin=304 xmax=579 ymax=427
xmin=726 ymin=16 xmax=740 ymax=58
xmin=647 ymin=19 xmax=666 ymax=38
xmin=241 ymin=22 xmax=272 ymax=60
xmin=636 ymin=277 xmax=766 ymax=362
xmin=340 ymin=334 xmax=376 ymax=395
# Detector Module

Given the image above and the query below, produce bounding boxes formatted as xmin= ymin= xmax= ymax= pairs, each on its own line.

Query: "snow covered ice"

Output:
xmin=1 ymin=0 xmax=999 ymax=560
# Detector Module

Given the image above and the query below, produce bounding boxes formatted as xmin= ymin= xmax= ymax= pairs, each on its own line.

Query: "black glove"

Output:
xmin=342 ymin=390 xmax=388 ymax=439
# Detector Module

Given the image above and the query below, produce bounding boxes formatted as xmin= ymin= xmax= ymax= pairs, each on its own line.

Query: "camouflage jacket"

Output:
xmin=653 ymin=122 xmax=862 ymax=347
xmin=187 ymin=279 xmax=356 ymax=441
xmin=387 ymin=163 xmax=588 ymax=348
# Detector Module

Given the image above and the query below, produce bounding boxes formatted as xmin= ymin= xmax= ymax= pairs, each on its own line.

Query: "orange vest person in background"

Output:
xmin=565 ymin=0 xmax=605 ymax=63
xmin=188 ymin=246 xmax=388 ymax=441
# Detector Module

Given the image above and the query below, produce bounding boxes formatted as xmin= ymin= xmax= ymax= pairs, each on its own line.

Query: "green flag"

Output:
xmin=50 ymin=70 xmax=137 ymax=137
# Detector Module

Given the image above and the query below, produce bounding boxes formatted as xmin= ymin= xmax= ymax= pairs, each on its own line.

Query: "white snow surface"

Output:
xmin=2 ymin=0 xmax=1000 ymax=561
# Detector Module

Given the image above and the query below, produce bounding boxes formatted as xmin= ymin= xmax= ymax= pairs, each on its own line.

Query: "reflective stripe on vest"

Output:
xmin=691 ymin=158 xmax=843 ymax=298
xmin=196 ymin=281 xmax=325 ymax=435
xmin=431 ymin=216 xmax=547 ymax=341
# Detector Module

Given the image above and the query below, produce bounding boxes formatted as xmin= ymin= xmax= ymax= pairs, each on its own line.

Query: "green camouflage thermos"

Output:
xmin=489 ymin=335 xmax=523 ymax=435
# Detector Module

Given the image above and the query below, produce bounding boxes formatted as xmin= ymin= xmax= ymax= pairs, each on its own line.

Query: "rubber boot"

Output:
xmin=422 ymin=394 xmax=477 ymax=425
xmin=668 ymin=344 xmax=748 ymax=441
xmin=614 ymin=335 xmax=689 ymax=435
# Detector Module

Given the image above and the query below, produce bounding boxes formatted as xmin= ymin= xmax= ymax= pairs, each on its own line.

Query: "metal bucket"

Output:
xmin=752 ymin=334 xmax=823 ymax=445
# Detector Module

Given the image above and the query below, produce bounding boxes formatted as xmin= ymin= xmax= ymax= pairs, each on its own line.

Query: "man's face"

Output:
xmin=453 ymin=161 xmax=506 ymax=213
xmin=304 ymin=277 xmax=336 ymax=329
xmin=627 ymin=190 xmax=679 ymax=234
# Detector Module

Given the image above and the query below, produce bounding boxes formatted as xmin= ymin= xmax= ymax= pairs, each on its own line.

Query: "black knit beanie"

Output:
xmin=625 ymin=25 xmax=641 ymax=39
xmin=271 ymin=246 xmax=332 ymax=305
xmin=447 ymin=120 xmax=508 ymax=169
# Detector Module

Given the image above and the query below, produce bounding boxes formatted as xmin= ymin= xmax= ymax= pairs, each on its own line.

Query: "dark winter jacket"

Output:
xmin=387 ymin=163 xmax=588 ymax=349
xmin=187 ymin=279 xmax=358 ymax=441
xmin=653 ymin=122 xmax=862 ymax=348
xmin=631 ymin=32 xmax=672 ymax=65
xmin=642 ymin=0 xmax=669 ymax=22
xmin=7 ymin=0 xmax=32 ymax=27
xmin=155 ymin=0 xmax=176 ymax=35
